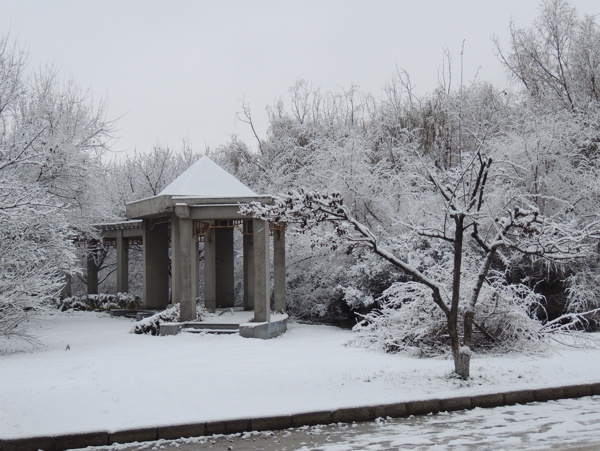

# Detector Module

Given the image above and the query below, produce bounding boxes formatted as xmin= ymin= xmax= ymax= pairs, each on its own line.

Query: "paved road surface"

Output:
xmin=87 ymin=395 xmax=600 ymax=450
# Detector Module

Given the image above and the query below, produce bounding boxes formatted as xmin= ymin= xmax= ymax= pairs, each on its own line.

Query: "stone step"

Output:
xmin=181 ymin=328 xmax=239 ymax=335
xmin=159 ymin=315 xmax=288 ymax=338
xmin=182 ymin=322 xmax=240 ymax=330
xmin=110 ymin=309 xmax=156 ymax=320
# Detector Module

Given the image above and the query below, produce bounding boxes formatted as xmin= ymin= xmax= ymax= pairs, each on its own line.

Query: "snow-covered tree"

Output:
xmin=240 ymin=147 xmax=599 ymax=378
xmin=493 ymin=0 xmax=600 ymax=319
xmin=0 ymin=35 xmax=112 ymax=347
xmin=105 ymin=140 xmax=201 ymax=215
xmin=495 ymin=0 xmax=600 ymax=109
xmin=219 ymin=1 xmax=600 ymax=374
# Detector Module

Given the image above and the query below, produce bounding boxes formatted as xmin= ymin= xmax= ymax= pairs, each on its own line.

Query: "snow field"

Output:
xmin=1 ymin=311 xmax=599 ymax=440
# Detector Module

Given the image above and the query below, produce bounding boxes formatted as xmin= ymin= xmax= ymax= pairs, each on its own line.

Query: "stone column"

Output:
xmin=243 ymin=221 xmax=254 ymax=311
xmin=178 ymin=217 xmax=198 ymax=321
xmin=273 ymin=225 xmax=286 ymax=313
xmin=87 ymin=240 xmax=98 ymax=295
xmin=204 ymin=227 xmax=216 ymax=311
xmin=171 ymin=215 xmax=181 ymax=305
xmin=253 ymin=219 xmax=270 ymax=323
xmin=142 ymin=220 xmax=170 ymax=309
xmin=215 ymin=227 xmax=234 ymax=308
xmin=116 ymin=230 xmax=129 ymax=293
xmin=192 ymin=236 xmax=199 ymax=314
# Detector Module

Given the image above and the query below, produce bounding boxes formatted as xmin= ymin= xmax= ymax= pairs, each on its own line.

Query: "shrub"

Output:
xmin=349 ymin=282 xmax=448 ymax=357
xmin=350 ymin=279 xmax=548 ymax=357
xmin=48 ymin=293 xmax=142 ymax=312
xmin=131 ymin=304 xmax=205 ymax=335
xmin=131 ymin=304 xmax=180 ymax=335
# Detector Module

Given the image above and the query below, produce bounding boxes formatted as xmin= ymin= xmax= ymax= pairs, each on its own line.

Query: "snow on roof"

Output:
xmin=158 ymin=156 xmax=257 ymax=198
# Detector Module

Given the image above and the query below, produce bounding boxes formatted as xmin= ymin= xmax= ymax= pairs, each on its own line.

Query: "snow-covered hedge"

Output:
xmin=48 ymin=293 xmax=142 ymax=312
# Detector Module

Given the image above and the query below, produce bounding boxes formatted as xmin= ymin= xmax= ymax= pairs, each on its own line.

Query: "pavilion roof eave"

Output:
xmin=125 ymin=194 xmax=273 ymax=219
xmin=94 ymin=219 xmax=143 ymax=240
xmin=95 ymin=219 xmax=143 ymax=230
xmin=171 ymin=195 xmax=273 ymax=205
xmin=125 ymin=195 xmax=174 ymax=219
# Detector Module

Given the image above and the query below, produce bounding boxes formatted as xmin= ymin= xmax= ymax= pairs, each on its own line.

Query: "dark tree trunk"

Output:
xmin=450 ymin=214 xmax=470 ymax=379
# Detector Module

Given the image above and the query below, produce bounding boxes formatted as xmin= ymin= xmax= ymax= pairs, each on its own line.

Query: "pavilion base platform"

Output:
xmin=238 ymin=317 xmax=288 ymax=339
xmin=159 ymin=309 xmax=288 ymax=339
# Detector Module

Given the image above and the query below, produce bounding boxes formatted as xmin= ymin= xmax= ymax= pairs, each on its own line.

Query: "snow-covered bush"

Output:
xmin=282 ymin=229 xmax=401 ymax=322
xmin=470 ymin=281 xmax=546 ymax=353
xmin=350 ymin=282 xmax=447 ymax=357
xmin=0 ymin=205 xmax=75 ymax=346
xmin=341 ymin=249 xmax=402 ymax=309
xmin=131 ymin=305 xmax=181 ymax=335
xmin=564 ymin=266 xmax=600 ymax=330
xmin=131 ymin=304 xmax=204 ymax=335
xmin=283 ymin=233 xmax=352 ymax=321
xmin=351 ymin=279 xmax=548 ymax=356
xmin=48 ymin=293 xmax=142 ymax=312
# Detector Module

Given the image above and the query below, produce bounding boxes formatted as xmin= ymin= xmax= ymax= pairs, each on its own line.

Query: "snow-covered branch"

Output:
xmin=240 ymin=190 xmax=450 ymax=316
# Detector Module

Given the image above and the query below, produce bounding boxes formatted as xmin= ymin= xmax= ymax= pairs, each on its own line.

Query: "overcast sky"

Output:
xmin=1 ymin=0 xmax=598 ymax=158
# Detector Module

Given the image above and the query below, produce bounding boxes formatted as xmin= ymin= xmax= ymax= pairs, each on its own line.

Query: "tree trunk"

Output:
xmin=455 ymin=310 xmax=475 ymax=379
xmin=454 ymin=347 xmax=471 ymax=379
xmin=463 ymin=310 xmax=474 ymax=350
xmin=449 ymin=214 xmax=470 ymax=379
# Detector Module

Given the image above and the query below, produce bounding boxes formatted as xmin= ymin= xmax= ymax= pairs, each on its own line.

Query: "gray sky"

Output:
xmin=1 ymin=0 xmax=598 ymax=158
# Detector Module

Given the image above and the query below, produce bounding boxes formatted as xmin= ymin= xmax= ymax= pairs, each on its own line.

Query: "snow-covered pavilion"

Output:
xmin=98 ymin=156 xmax=286 ymax=335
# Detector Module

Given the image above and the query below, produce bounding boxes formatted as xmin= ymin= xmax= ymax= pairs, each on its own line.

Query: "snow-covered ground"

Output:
xmin=1 ymin=311 xmax=599 ymax=440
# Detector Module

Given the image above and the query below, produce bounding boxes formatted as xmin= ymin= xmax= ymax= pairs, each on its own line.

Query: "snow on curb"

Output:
xmin=2 ymin=382 xmax=599 ymax=451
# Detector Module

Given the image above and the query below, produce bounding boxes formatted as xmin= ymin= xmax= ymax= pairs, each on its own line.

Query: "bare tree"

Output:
xmin=494 ymin=0 xmax=600 ymax=109
xmin=106 ymin=141 xmax=203 ymax=212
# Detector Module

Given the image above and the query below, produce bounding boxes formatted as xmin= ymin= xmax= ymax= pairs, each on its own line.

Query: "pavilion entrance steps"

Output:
xmin=159 ymin=308 xmax=289 ymax=339
xmin=180 ymin=308 xmax=246 ymax=335
xmin=180 ymin=322 xmax=240 ymax=335
xmin=159 ymin=307 xmax=252 ymax=336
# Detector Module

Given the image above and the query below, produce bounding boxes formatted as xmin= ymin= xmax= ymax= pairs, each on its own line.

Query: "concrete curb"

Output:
xmin=2 ymin=382 xmax=600 ymax=451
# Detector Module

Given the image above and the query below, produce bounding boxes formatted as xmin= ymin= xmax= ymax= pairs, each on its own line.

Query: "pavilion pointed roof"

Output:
xmin=159 ymin=156 xmax=257 ymax=198
xmin=125 ymin=156 xmax=271 ymax=219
